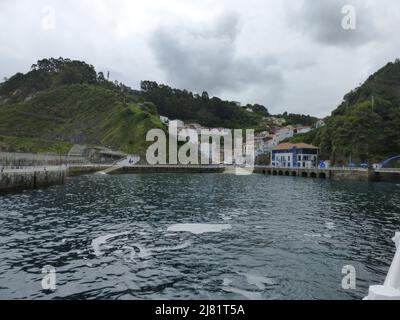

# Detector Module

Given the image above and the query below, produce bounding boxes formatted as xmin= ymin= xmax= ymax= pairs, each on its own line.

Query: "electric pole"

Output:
xmin=372 ymin=95 xmax=374 ymax=111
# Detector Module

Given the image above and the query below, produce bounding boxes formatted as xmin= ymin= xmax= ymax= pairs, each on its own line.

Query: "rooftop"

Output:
xmin=273 ymin=143 xmax=318 ymax=151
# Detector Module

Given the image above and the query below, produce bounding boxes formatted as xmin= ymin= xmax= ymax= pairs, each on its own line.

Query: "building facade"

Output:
xmin=271 ymin=143 xmax=318 ymax=168
xmin=315 ymin=119 xmax=326 ymax=129
xmin=294 ymin=126 xmax=312 ymax=135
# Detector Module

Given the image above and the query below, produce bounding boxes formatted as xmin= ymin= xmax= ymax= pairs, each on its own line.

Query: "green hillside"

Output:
xmin=0 ymin=58 xmax=164 ymax=154
xmin=291 ymin=59 xmax=400 ymax=165
xmin=140 ymin=81 xmax=269 ymax=129
xmin=0 ymin=57 xmax=320 ymax=156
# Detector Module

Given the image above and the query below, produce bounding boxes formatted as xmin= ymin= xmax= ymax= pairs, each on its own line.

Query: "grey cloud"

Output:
xmin=149 ymin=12 xmax=284 ymax=97
xmin=290 ymin=0 xmax=380 ymax=46
xmin=1 ymin=0 xmax=399 ymax=117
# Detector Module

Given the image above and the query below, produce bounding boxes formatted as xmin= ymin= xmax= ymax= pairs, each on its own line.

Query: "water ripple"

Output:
xmin=0 ymin=174 xmax=399 ymax=299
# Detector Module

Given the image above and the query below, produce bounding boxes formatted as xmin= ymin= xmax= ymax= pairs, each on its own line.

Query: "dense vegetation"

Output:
xmin=290 ymin=60 xmax=400 ymax=165
xmin=0 ymin=57 xmax=320 ymax=155
xmin=140 ymin=81 xmax=269 ymax=129
xmin=277 ymin=112 xmax=319 ymax=127
xmin=0 ymin=58 xmax=163 ymax=154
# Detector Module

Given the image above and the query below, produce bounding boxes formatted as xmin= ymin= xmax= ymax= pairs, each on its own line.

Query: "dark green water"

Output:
xmin=0 ymin=173 xmax=399 ymax=299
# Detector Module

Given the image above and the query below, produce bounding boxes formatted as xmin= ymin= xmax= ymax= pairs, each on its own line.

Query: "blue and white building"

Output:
xmin=271 ymin=143 xmax=318 ymax=168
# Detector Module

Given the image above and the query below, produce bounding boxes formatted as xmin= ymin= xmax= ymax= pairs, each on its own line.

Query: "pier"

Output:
xmin=253 ymin=166 xmax=400 ymax=182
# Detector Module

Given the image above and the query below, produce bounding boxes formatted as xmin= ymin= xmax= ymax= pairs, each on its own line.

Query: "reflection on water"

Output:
xmin=0 ymin=173 xmax=399 ymax=300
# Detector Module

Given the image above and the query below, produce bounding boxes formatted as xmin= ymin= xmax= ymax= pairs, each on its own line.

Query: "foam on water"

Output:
xmin=152 ymin=240 xmax=192 ymax=253
xmin=244 ymin=274 xmax=276 ymax=290
xmin=325 ymin=222 xmax=335 ymax=230
xmin=222 ymin=286 xmax=262 ymax=300
xmin=223 ymin=278 xmax=233 ymax=286
xmin=92 ymin=229 xmax=192 ymax=260
xmin=91 ymin=231 xmax=131 ymax=256
xmin=304 ymin=233 xmax=322 ymax=238
xmin=122 ymin=244 xmax=152 ymax=259
xmin=167 ymin=224 xmax=232 ymax=234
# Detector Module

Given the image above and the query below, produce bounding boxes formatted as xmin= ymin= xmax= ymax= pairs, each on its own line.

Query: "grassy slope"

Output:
xmin=0 ymin=135 xmax=73 ymax=154
xmin=0 ymin=84 xmax=164 ymax=154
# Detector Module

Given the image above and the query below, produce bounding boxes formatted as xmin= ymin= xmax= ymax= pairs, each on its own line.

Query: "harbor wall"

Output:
xmin=372 ymin=171 xmax=400 ymax=182
xmin=0 ymin=169 xmax=67 ymax=193
xmin=2 ymin=165 xmax=400 ymax=194
xmin=254 ymin=167 xmax=372 ymax=181
xmin=254 ymin=167 xmax=400 ymax=182
xmin=112 ymin=166 xmax=225 ymax=174
xmin=0 ymin=151 xmax=86 ymax=166
xmin=68 ymin=165 xmax=110 ymax=176
xmin=330 ymin=169 xmax=371 ymax=182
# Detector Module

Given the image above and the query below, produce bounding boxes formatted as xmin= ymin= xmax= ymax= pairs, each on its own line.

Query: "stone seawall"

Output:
xmin=254 ymin=167 xmax=400 ymax=182
xmin=0 ymin=169 xmax=67 ymax=193
xmin=112 ymin=166 xmax=225 ymax=174
xmin=2 ymin=165 xmax=399 ymax=193
xmin=373 ymin=171 xmax=400 ymax=182
xmin=0 ymin=151 xmax=86 ymax=166
xmin=329 ymin=169 xmax=371 ymax=182
xmin=254 ymin=167 xmax=373 ymax=182
xmin=68 ymin=165 xmax=110 ymax=176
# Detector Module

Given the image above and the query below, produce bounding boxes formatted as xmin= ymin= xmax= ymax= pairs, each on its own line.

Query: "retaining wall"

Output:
xmin=0 ymin=169 xmax=67 ymax=193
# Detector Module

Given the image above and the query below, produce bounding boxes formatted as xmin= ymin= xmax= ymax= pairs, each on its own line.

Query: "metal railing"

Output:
xmin=254 ymin=165 xmax=369 ymax=171
xmin=0 ymin=165 xmax=68 ymax=173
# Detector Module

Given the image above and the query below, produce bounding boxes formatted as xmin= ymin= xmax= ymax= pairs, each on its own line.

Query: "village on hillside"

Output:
xmin=159 ymin=114 xmax=326 ymax=162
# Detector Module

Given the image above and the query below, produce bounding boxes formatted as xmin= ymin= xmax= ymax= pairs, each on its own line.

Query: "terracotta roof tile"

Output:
xmin=273 ymin=143 xmax=318 ymax=150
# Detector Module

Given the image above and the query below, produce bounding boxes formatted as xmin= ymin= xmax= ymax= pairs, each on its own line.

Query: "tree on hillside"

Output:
xmin=139 ymin=80 xmax=264 ymax=128
xmin=141 ymin=80 xmax=159 ymax=92
xmin=201 ymin=91 xmax=209 ymax=101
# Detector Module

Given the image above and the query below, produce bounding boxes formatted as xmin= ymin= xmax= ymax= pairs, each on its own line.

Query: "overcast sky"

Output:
xmin=1 ymin=0 xmax=399 ymax=117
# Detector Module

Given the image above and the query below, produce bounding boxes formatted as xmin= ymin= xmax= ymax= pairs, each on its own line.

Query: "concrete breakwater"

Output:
xmin=0 ymin=167 xmax=67 ymax=192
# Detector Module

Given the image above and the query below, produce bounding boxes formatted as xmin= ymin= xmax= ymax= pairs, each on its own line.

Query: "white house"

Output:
xmin=315 ymin=119 xmax=326 ymax=128
xmin=254 ymin=132 xmax=272 ymax=156
xmin=271 ymin=143 xmax=318 ymax=168
xmin=294 ymin=126 xmax=312 ymax=135
xmin=160 ymin=116 xmax=170 ymax=125
xmin=275 ymin=127 xmax=295 ymax=143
